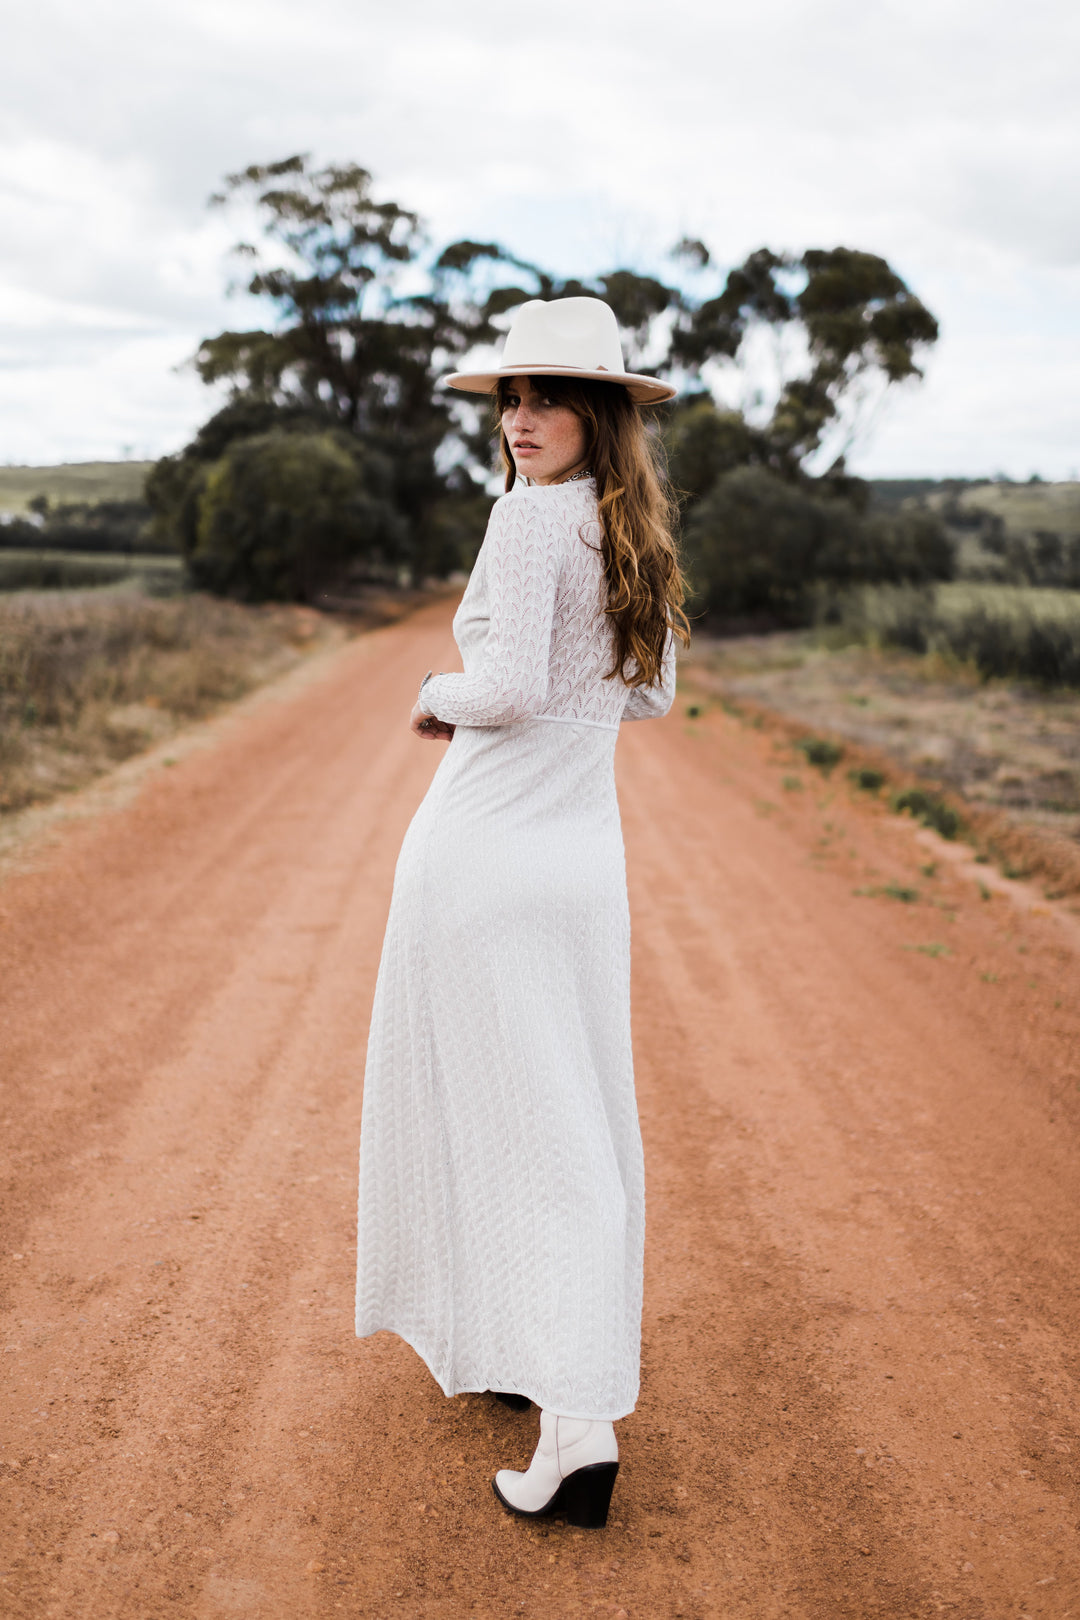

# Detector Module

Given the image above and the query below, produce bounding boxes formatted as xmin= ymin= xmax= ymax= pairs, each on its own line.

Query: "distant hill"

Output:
xmin=868 ymin=478 xmax=1080 ymax=588
xmin=945 ymin=480 xmax=1080 ymax=536
xmin=869 ymin=477 xmax=1080 ymax=534
xmin=868 ymin=478 xmax=987 ymax=509
xmin=0 ymin=461 xmax=154 ymax=517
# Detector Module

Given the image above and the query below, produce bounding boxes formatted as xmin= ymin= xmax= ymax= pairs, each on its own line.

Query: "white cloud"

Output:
xmin=0 ymin=0 xmax=1077 ymax=472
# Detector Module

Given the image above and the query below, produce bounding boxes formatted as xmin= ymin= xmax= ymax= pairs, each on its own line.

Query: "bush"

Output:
xmin=796 ymin=736 xmax=845 ymax=774
xmin=682 ymin=467 xmax=953 ymax=623
xmin=0 ymin=499 xmax=165 ymax=556
xmin=184 ymin=429 xmax=405 ymax=601
xmin=892 ymin=788 xmax=962 ymax=840
xmin=828 ymin=583 xmax=1080 ymax=688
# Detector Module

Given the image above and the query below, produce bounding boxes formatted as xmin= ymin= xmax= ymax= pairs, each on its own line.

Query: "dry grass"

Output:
xmin=0 ymin=589 xmax=342 ymax=814
xmin=822 ymin=583 xmax=1080 ymax=686
xmin=679 ymin=630 xmax=1080 ymax=898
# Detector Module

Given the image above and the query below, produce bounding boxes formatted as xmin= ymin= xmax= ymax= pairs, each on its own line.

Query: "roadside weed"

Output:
xmin=796 ymin=736 xmax=845 ymax=774
xmin=892 ymin=788 xmax=963 ymax=841
xmin=854 ymin=883 xmax=920 ymax=903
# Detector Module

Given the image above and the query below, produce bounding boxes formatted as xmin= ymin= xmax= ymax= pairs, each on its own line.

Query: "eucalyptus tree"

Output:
xmin=154 ymin=154 xmax=941 ymax=603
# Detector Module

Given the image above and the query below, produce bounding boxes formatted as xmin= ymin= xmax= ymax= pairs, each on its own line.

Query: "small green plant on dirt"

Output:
xmin=854 ymin=883 xmax=919 ymax=902
xmin=848 ymin=766 xmax=885 ymax=793
xmin=920 ymin=861 xmax=938 ymax=878
xmin=978 ymin=882 xmax=992 ymax=900
xmin=974 ymin=852 xmax=990 ymax=864
xmin=891 ymin=787 xmax=962 ymax=840
xmin=782 ymin=774 xmax=803 ymax=791
xmin=981 ymin=971 xmax=999 ymax=982
xmin=904 ymin=941 xmax=952 ymax=958
xmin=796 ymin=736 xmax=845 ymax=774
xmin=686 ymin=704 xmax=702 ymax=719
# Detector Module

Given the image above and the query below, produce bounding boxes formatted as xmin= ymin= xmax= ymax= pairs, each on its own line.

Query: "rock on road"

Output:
xmin=1 ymin=599 xmax=1078 ymax=1619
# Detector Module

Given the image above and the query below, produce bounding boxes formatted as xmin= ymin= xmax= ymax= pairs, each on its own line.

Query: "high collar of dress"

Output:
xmin=520 ymin=470 xmax=595 ymax=490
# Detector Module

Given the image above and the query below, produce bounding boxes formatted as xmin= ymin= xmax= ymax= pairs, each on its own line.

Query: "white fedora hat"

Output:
xmin=443 ymin=296 xmax=677 ymax=405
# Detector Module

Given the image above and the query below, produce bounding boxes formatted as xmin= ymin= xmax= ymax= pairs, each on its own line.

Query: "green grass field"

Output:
xmin=0 ymin=550 xmax=183 ymax=595
xmin=0 ymin=461 xmax=154 ymax=515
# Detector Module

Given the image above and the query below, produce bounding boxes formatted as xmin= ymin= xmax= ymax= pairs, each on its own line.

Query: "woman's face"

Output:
xmin=501 ymin=377 xmax=590 ymax=485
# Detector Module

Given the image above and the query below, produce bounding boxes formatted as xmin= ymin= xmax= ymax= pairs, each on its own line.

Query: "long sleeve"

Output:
xmin=420 ymin=493 xmax=561 ymax=727
xmin=621 ymin=627 xmax=677 ymax=721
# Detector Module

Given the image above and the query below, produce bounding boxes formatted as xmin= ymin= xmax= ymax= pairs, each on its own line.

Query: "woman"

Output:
xmin=355 ymin=296 xmax=688 ymax=1528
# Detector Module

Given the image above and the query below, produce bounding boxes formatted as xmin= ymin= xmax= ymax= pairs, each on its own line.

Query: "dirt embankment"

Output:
xmin=1 ymin=599 xmax=1078 ymax=1619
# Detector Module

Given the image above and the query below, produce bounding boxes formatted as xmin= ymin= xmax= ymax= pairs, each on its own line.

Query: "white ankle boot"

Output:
xmin=493 ymin=1409 xmax=619 ymax=1527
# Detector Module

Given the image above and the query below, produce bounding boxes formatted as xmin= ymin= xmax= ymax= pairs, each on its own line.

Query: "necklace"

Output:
xmin=565 ymin=468 xmax=594 ymax=483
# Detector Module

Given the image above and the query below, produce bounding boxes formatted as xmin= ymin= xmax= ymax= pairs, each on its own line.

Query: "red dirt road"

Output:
xmin=2 ymin=600 xmax=1078 ymax=1620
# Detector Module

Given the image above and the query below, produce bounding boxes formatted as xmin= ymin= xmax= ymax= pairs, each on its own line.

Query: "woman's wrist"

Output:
xmin=417 ymin=670 xmax=436 ymax=716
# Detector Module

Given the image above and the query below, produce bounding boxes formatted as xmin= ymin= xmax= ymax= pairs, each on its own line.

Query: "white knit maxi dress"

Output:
xmin=354 ymin=476 xmax=675 ymax=1422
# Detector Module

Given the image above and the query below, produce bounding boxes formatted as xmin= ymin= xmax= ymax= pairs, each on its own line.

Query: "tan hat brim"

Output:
xmin=442 ymin=364 xmax=677 ymax=406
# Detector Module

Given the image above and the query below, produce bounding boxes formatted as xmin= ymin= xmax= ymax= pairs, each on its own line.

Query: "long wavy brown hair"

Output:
xmin=495 ymin=376 xmax=691 ymax=687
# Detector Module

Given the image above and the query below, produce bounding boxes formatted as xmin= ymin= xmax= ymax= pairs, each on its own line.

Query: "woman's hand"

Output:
xmin=410 ymin=702 xmax=455 ymax=742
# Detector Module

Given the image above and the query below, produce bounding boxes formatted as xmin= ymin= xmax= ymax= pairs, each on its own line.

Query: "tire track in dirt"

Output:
xmin=1 ymin=599 xmax=1077 ymax=1618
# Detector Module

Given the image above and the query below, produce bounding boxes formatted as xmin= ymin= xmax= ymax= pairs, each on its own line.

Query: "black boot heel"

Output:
xmin=551 ymin=1461 xmax=619 ymax=1529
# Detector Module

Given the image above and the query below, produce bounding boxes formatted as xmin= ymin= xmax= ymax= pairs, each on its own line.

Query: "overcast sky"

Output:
xmin=2 ymin=0 xmax=1078 ymax=476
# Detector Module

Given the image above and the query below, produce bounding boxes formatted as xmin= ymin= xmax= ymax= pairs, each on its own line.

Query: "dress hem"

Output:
xmin=354 ymin=1319 xmax=638 ymax=1423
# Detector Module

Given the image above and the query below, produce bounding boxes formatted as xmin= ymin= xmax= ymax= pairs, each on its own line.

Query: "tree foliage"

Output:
xmin=667 ymin=246 xmax=938 ymax=473
xmin=188 ymin=428 xmax=403 ymax=601
xmin=151 ymin=154 xmax=942 ymax=604
xmin=682 ymin=467 xmax=953 ymax=623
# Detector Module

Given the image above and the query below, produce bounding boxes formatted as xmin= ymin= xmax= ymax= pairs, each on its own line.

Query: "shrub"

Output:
xmin=826 ymin=583 xmax=1080 ymax=688
xmin=186 ymin=429 xmax=405 ymax=601
xmin=682 ymin=467 xmax=953 ymax=624
xmin=795 ymin=735 xmax=844 ymax=773
xmin=892 ymin=787 xmax=962 ymax=840
xmin=849 ymin=766 xmax=885 ymax=793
